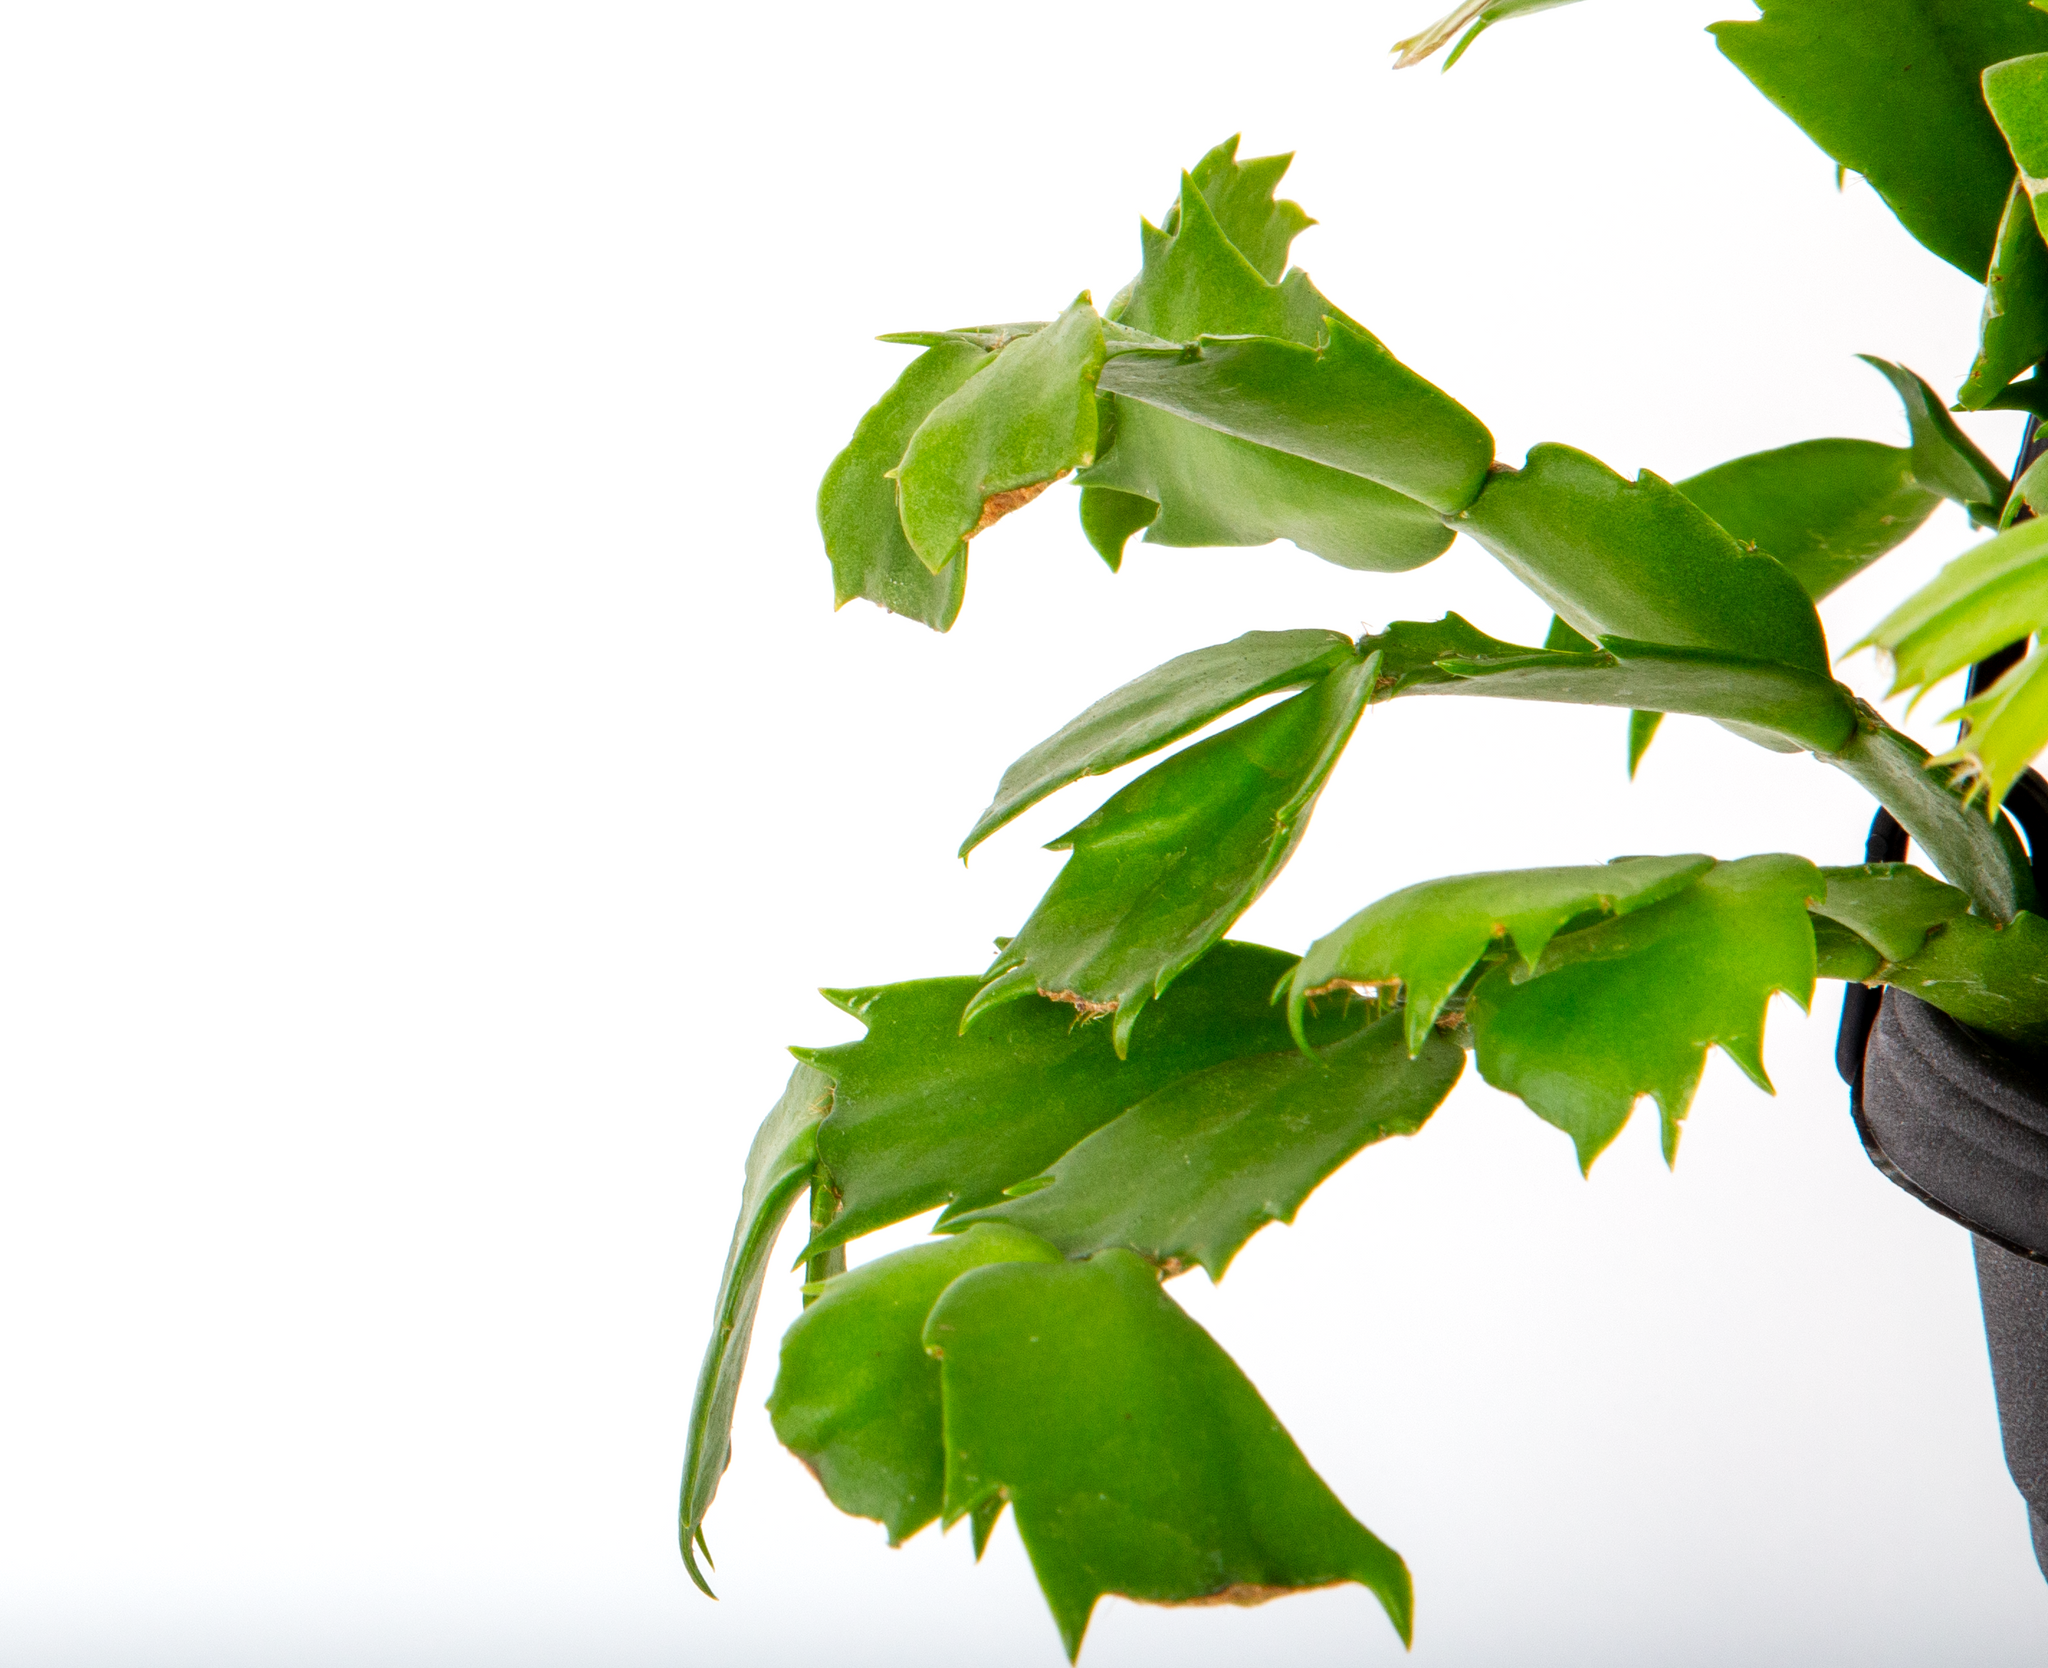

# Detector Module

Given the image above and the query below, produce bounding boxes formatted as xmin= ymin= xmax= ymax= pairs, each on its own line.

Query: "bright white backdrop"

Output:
xmin=2 ymin=3 xmax=2044 ymax=1663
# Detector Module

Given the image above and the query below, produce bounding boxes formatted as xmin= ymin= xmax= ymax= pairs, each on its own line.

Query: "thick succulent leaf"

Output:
xmin=679 ymin=1064 xmax=835 ymax=1594
xmin=895 ymin=299 xmax=1106 ymax=574
xmin=1098 ymin=320 xmax=1494 ymax=516
xmin=1469 ymin=855 xmax=1822 ymax=1169
xmin=1933 ymin=645 xmax=2048 ymax=809
xmin=1985 ymin=52 xmax=2048 ymax=234
xmin=1168 ymin=135 xmax=1315 ymax=285
xmin=1455 ymin=443 xmax=1833 ymax=675
xmin=1857 ymin=515 xmax=2048 ymax=696
xmin=949 ymin=1011 xmax=1462 ymax=1279
xmin=1118 ymin=171 xmax=1328 ymax=346
xmin=765 ymin=1224 xmax=1061 ymax=1547
xmin=1077 ymin=396 xmax=1454 ymax=573
xmin=1076 ymin=483 xmax=1157 ymax=570
xmin=1824 ymin=715 xmax=2038 ymax=921
xmin=1392 ymin=0 xmax=1584 ymax=70
xmin=1711 ymin=0 xmax=2048 ymax=278
xmin=1813 ymin=862 xmax=1972 ymax=962
xmin=818 ymin=341 xmax=987 ymax=630
xmin=924 ymin=1251 xmax=1412 ymax=1659
xmin=1289 ymin=855 xmax=1715 ymax=1057
xmin=1627 ymin=709 xmax=1663 ymax=777
xmin=797 ymin=941 xmax=1377 ymax=1259
xmin=1875 ymin=908 xmax=2048 ymax=1049
xmin=1960 ymin=176 xmax=2048 ymax=410
xmin=961 ymin=628 xmax=1355 ymax=855
xmin=966 ymin=656 xmax=1377 ymax=1055
xmin=1673 ymin=438 xmax=1938 ymax=600
xmin=1857 ymin=356 xmax=2009 ymax=519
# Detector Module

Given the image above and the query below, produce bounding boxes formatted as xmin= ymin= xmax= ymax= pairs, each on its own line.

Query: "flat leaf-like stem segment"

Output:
xmin=819 ymin=340 xmax=987 ymax=630
xmin=797 ymin=941 xmax=1379 ymax=1260
xmin=1287 ymin=855 xmax=1715 ymax=1057
xmin=1162 ymin=135 xmax=1314 ymax=286
xmin=1938 ymin=649 xmax=2048 ymax=809
xmin=766 ymin=1224 xmax=1061 ymax=1547
xmin=1712 ymin=0 xmax=2048 ymax=279
xmin=1824 ymin=710 xmax=2038 ymax=920
xmin=948 ymin=1010 xmax=1463 ymax=1279
xmin=960 ymin=628 xmax=1355 ymax=856
xmin=1391 ymin=0 xmax=1583 ymax=71
xmin=1960 ymin=176 xmax=2048 ymax=411
xmin=1855 ymin=356 xmax=2009 ymax=521
xmin=965 ymin=656 xmax=1377 ymax=1054
xmin=894 ymin=299 xmax=1106 ymax=574
xmin=924 ymin=1251 xmax=1413 ymax=1660
xmin=1097 ymin=320 xmax=1495 ymax=516
xmin=1674 ymin=438 xmax=1938 ymax=601
xmin=1469 ymin=855 xmax=1822 ymax=1169
xmin=678 ymin=1064 xmax=834 ymax=1594
xmin=1813 ymin=862 xmax=1973 ymax=963
xmin=1117 ymin=169 xmax=1331 ymax=346
xmin=1453 ymin=443 xmax=1834 ymax=676
xmin=1986 ymin=54 xmax=2048 ymax=263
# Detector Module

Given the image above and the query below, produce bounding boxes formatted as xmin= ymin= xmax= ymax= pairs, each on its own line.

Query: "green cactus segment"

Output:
xmin=1470 ymin=855 xmax=1823 ymax=1170
xmin=1858 ymin=515 xmax=2048 ymax=696
xmin=1098 ymin=319 xmax=1494 ymax=516
xmin=797 ymin=942 xmax=1379 ymax=1261
xmin=818 ymin=340 xmax=989 ymax=630
xmin=925 ymin=1250 xmax=1413 ymax=1661
xmin=766 ymin=1224 xmax=1062 ymax=1548
xmin=1674 ymin=438 xmax=1939 ymax=601
xmin=1289 ymin=855 xmax=1715 ymax=1059
xmin=964 ymin=656 xmax=1377 ymax=1056
xmin=1856 ymin=356 xmax=2009 ymax=521
xmin=1161 ymin=134 xmax=1316 ymax=285
xmin=1960 ymin=176 xmax=2048 ymax=411
xmin=894 ymin=299 xmax=1107 ymax=574
xmin=678 ymin=1064 xmax=836 ymax=1595
xmin=1934 ymin=647 xmax=2048 ymax=810
xmin=1075 ymin=483 xmax=1158 ymax=569
xmin=1627 ymin=709 xmax=1664 ymax=777
xmin=1078 ymin=397 xmax=1454 ymax=574
xmin=1873 ymin=909 xmax=2048 ymax=1049
xmin=947 ymin=1010 xmax=1461 ymax=1279
xmin=961 ymin=628 xmax=1356 ymax=856
xmin=1455 ymin=443 xmax=1834 ymax=677
xmin=1985 ymin=51 xmax=2048 ymax=228
xmin=1712 ymin=0 xmax=2048 ymax=279
xmin=1117 ymin=169 xmax=1330 ymax=346
xmin=1812 ymin=863 xmax=1972 ymax=963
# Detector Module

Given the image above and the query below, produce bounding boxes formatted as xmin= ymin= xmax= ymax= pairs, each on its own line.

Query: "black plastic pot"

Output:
xmin=1837 ymin=767 xmax=2048 ymax=1579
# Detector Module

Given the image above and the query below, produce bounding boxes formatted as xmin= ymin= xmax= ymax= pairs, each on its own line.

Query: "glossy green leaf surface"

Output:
xmin=950 ymin=1011 xmax=1462 ymax=1278
xmin=925 ymin=1251 xmax=1412 ymax=1659
xmin=766 ymin=1224 xmax=1061 ymax=1546
xmin=962 ymin=629 xmax=1355 ymax=855
xmin=966 ymin=657 xmax=1376 ymax=1055
xmin=679 ymin=1064 xmax=835 ymax=1594
xmin=1392 ymin=0 xmax=1584 ymax=70
xmin=1098 ymin=319 xmax=1494 ymax=515
xmin=1469 ymin=856 xmax=1822 ymax=1169
xmin=1933 ymin=645 xmax=2048 ymax=808
xmin=895 ymin=300 xmax=1105 ymax=574
xmin=1824 ymin=715 xmax=2037 ymax=920
xmin=1166 ymin=135 xmax=1315 ymax=285
xmin=819 ymin=341 xmax=987 ymax=630
xmin=1712 ymin=0 xmax=2048 ymax=278
xmin=1857 ymin=515 xmax=2048 ymax=695
xmin=1078 ymin=395 xmax=1455 ymax=573
xmin=1076 ymin=483 xmax=1157 ymax=569
xmin=1875 ymin=907 xmax=2048 ymax=1049
xmin=1857 ymin=356 xmax=2009 ymax=517
xmin=1455 ymin=443 xmax=1833 ymax=675
xmin=1289 ymin=855 xmax=1714 ymax=1057
xmin=1812 ymin=862 xmax=1971 ymax=962
xmin=798 ymin=941 xmax=1376 ymax=1259
xmin=1674 ymin=438 xmax=1938 ymax=599
xmin=1960 ymin=176 xmax=2048 ymax=410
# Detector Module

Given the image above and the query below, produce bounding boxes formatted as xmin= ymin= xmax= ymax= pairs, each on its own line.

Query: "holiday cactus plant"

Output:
xmin=682 ymin=2 xmax=2048 ymax=1656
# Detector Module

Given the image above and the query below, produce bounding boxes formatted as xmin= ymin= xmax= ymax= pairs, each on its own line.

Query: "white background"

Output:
xmin=2 ymin=2 xmax=2044 ymax=1663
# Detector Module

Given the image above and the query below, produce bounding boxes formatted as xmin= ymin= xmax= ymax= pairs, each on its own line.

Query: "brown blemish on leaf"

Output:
xmin=972 ymin=472 xmax=1068 ymax=537
xmin=1300 ymin=976 xmax=1398 ymax=1002
xmin=1165 ymin=1580 xmax=1335 ymax=1609
xmin=1039 ymin=987 xmax=1118 ymax=1024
